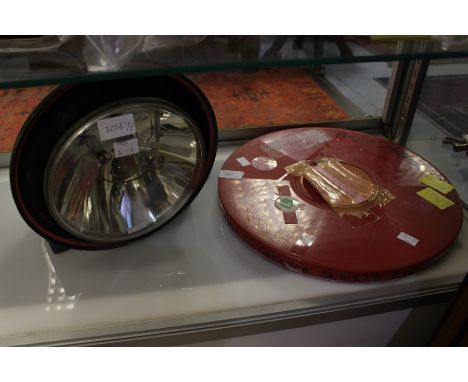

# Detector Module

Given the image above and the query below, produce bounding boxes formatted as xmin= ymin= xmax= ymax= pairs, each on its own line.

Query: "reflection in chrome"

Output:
xmin=42 ymin=240 xmax=80 ymax=312
xmin=44 ymin=99 xmax=204 ymax=242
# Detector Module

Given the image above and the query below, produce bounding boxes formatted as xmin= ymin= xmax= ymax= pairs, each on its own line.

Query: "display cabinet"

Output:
xmin=1 ymin=35 xmax=468 ymax=346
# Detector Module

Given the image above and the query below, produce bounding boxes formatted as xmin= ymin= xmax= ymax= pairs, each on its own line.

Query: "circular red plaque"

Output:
xmin=218 ymin=128 xmax=463 ymax=282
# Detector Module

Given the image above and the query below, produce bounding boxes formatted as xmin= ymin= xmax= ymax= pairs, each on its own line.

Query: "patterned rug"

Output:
xmin=0 ymin=68 xmax=349 ymax=153
xmin=190 ymin=68 xmax=349 ymax=129
xmin=0 ymin=86 xmax=56 ymax=152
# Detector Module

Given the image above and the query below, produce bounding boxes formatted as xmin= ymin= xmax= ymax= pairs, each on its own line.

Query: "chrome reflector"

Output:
xmin=45 ymin=99 xmax=204 ymax=242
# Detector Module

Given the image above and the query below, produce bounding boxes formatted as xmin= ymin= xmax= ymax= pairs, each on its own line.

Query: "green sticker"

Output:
xmin=275 ymin=196 xmax=301 ymax=213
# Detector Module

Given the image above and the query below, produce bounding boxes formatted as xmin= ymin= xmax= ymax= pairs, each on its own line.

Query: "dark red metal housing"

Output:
xmin=218 ymin=128 xmax=463 ymax=282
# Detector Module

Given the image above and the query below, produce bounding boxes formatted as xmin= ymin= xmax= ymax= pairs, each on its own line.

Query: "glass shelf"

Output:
xmin=1 ymin=35 xmax=468 ymax=89
xmin=0 ymin=145 xmax=467 ymax=346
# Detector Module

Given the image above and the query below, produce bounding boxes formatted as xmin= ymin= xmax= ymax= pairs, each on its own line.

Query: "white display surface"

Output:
xmin=0 ymin=144 xmax=467 ymax=346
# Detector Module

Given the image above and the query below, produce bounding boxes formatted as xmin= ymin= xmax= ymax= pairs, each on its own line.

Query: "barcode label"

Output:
xmin=397 ymin=232 xmax=419 ymax=247
xmin=219 ymin=170 xmax=244 ymax=179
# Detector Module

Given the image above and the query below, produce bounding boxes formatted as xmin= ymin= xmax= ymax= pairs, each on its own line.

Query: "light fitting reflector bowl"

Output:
xmin=10 ymin=75 xmax=217 ymax=250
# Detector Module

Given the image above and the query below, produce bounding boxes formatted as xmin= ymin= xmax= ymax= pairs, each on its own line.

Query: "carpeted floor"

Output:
xmin=0 ymin=68 xmax=349 ymax=153
xmin=376 ymin=74 xmax=468 ymax=138
xmin=0 ymin=86 xmax=56 ymax=152
xmin=190 ymin=68 xmax=349 ymax=129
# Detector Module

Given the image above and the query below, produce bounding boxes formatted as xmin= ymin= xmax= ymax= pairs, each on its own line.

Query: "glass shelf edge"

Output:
xmin=2 ymin=51 xmax=468 ymax=90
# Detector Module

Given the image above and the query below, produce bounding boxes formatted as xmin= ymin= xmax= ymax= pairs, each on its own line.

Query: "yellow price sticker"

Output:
xmin=419 ymin=174 xmax=454 ymax=194
xmin=417 ymin=187 xmax=455 ymax=210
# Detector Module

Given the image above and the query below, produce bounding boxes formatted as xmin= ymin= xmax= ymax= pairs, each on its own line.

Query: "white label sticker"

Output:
xmin=97 ymin=114 xmax=136 ymax=141
xmin=219 ymin=170 xmax=244 ymax=179
xmin=397 ymin=232 xmax=419 ymax=247
xmin=113 ymin=138 xmax=139 ymax=158
xmin=236 ymin=157 xmax=251 ymax=167
xmin=252 ymin=156 xmax=277 ymax=171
